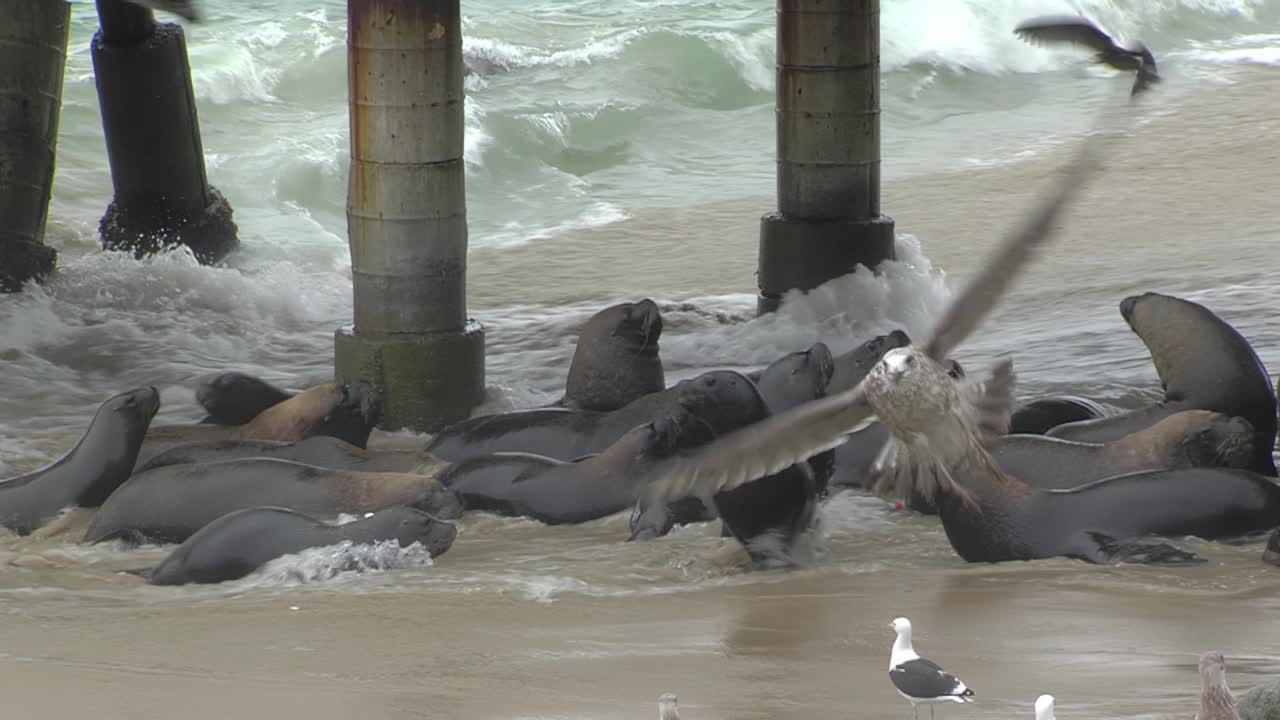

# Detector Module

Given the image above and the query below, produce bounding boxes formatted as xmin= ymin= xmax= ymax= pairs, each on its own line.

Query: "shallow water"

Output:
xmin=3 ymin=0 xmax=1280 ymax=718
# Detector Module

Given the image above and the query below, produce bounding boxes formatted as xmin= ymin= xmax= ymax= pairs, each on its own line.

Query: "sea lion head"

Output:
xmin=370 ymin=507 xmax=459 ymax=557
xmin=1118 ymin=292 xmax=1205 ymax=397
xmin=105 ymin=385 xmax=162 ymax=428
xmin=589 ymin=298 xmax=663 ymax=354
xmin=315 ymin=379 xmax=381 ymax=447
xmin=673 ymin=370 xmax=770 ymax=437
xmin=752 ymin=342 xmax=835 ymax=414
xmin=194 ymin=371 xmax=291 ymax=424
xmin=1160 ymin=411 xmax=1255 ymax=469
xmin=245 ymin=379 xmax=381 ymax=448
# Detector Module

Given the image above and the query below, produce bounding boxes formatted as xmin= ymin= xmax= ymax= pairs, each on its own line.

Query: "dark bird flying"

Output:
xmin=1014 ymin=14 xmax=1160 ymax=97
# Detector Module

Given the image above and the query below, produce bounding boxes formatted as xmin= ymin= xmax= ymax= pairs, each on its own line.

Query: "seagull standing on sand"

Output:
xmin=1014 ymin=15 xmax=1160 ymax=97
xmin=1035 ymin=694 xmax=1057 ymax=720
xmin=658 ymin=692 xmax=681 ymax=720
xmin=889 ymin=617 xmax=975 ymax=720
xmin=1196 ymin=651 xmax=1242 ymax=720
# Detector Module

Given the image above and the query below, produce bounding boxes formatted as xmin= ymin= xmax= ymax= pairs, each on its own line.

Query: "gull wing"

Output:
xmin=920 ymin=135 xmax=1104 ymax=363
xmin=634 ymin=385 xmax=874 ymax=508
xmin=1014 ymin=15 xmax=1118 ymax=55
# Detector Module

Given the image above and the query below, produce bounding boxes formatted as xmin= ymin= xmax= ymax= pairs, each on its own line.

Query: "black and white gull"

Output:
xmin=889 ymin=617 xmax=975 ymax=720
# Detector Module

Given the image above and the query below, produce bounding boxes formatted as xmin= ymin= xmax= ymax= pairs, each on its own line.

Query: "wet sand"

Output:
xmin=2 ymin=68 xmax=1280 ymax=720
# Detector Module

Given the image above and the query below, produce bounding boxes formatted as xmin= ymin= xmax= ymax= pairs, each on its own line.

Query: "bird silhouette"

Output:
xmin=1014 ymin=15 xmax=1160 ymax=97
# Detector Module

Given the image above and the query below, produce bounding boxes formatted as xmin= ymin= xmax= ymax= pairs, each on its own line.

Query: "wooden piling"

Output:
xmin=334 ymin=0 xmax=486 ymax=433
xmin=757 ymin=0 xmax=896 ymax=314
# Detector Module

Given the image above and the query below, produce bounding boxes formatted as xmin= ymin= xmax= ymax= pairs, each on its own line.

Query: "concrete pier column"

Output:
xmin=756 ymin=0 xmax=897 ymax=315
xmin=0 ymin=0 xmax=70 ymax=292
xmin=91 ymin=0 xmax=238 ymax=262
xmin=334 ymin=0 xmax=486 ymax=433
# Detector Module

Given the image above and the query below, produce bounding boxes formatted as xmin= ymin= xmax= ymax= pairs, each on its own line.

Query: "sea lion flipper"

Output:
xmin=1073 ymin=531 xmax=1206 ymax=566
xmin=120 ymin=566 xmax=155 ymax=579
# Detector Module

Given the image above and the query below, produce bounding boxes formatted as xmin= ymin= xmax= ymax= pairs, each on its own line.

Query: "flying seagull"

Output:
xmin=1196 ymin=651 xmax=1241 ymax=720
xmin=888 ymin=617 xmax=975 ymax=720
xmin=122 ymin=0 xmax=202 ymax=22
xmin=1035 ymin=694 xmax=1057 ymax=720
xmin=623 ymin=127 xmax=1106 ymax=516
xmin=658 ymin=692 xmax=681 ymax=720
xmin=1014 ymin=15 xmax=1160 ymax=97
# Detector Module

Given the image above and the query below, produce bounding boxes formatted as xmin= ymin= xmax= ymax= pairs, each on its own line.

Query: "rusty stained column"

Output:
xmin=0 ymin=0 xmax=70 ymax=292
xmin=334 ymin=0 xmax=486 ymax=433
xmin=756 ymin=0 xmax=897 ymax=315
xmin=91 ymin=0 xmax=238 ymax=262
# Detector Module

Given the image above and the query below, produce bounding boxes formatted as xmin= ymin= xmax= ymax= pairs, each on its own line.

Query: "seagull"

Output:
xmin=658 ymin=692 xmax=681 ymax=720
xmin=888 ymin=617 xmax=975 ymax=720
xmin=1035 ymin=694 xmax=1057 ymax=720
xmin=1014 ymin=15 xmax=1160 ymax=97
xmin=621 ymin=127 xmax=1106 ymax=516
xmin=121 ymin=0 xmax=202 ymax=22
xmin=1196 ymin=651 xmax=1241 ymax=720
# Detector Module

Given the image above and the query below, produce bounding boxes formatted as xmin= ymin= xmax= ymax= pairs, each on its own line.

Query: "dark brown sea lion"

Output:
xmin=195 ymin=371 xmax=296 ymax=425
xmin=933 ymin=457 xmax=1280 ymax=564
xmin=437 ymin=416 xmax=705 ymax=526
xmin=993 ymin=410 xmax=1255 ymax=490
xmin=131 ymin=505 xmax=458 ymax=586
xmin=83 ymin=457 xmax=461 ymax=546
xmin=0 ymin=386 xmax=160 ymax=535
xmin=1008 ymin=394 xmax=1114 ymax=435
xmin=136 ymin=379 xmax=380 ymax=471
xmin=136 ymin=436 xmax=440 ymax=475
xmin=1046 ymin=293 xmax=1277 ymax=476
xmin=629 ymin=342 xmax=838 ymax=541
xmin=554 ymin=298 xmax=665 ymax=412
xmin=428 ymin=370 xmax=734 ymax=463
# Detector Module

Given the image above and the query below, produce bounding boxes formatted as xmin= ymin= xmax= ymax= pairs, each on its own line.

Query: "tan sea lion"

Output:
xmin=135 ymin=379 xmax=380 ymax=471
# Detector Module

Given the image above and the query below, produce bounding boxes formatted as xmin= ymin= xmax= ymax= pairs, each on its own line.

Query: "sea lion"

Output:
xmin=1046 ymin=293 xmax=1278 ymax=476
xmin=437 ymin=413 xmax=711 ymax=526
xmin=827 ymin=330 xmax=913 ymax=394
xmin=428 ymin=369 xmax=744 ymax=463
xmin=931 ymin=460 xmax=1280 ymax=564
xmin=1008 ymin=394 xmax=1113 ymax=435
xmin=0 ymin=386 xmax=160 ymax=535
xmin=195 ymin=371 xmax=296 ymax=426
xmin=136 ymin=435 xmax=440 ymax=475
xmin=136 ymin=379 xmax=381 ymax=471
xmin=83 ymin=458 xmax=462 ymax=546
xmin=131 ymin=506 xmax=458 ymax=586
xmin=992 ymin=410 xmax=1255 ymax=490
xmin=628 ymin=344 xmax=839 ymax=543
xmin=554 ymin=298 xmax=665 ymax=412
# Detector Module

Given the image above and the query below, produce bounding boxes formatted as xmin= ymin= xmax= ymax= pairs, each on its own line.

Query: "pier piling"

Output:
xmin=756 ymin=0 xmax=896 ymax=315
xmin=0 ymin=0 xmax=70 ymax=292
xmin=334 ymin=0 xmax=486 ymax=433
xmin=91 ymin=0 xmax=238 ymax=263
